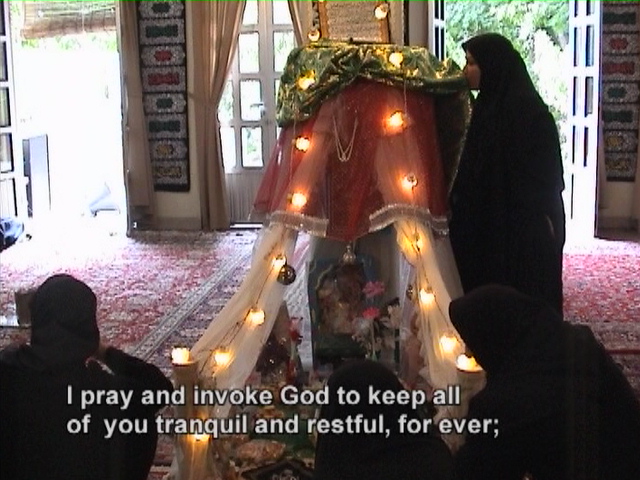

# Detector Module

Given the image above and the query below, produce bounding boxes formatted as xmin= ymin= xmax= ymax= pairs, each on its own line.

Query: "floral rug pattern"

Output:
xmin=1 ymin=228 xmax=638 ymax=478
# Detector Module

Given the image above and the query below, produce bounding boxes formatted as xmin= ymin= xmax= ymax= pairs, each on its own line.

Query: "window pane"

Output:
xmin=272 ymin=1 xmax=293 ymax=25
xmin=239 ymin=32 xmax=260 ymax=73
xmin=274 ymin=79 xmax=280 ymax=107
xmin=0 ymin=43 xmax=7 ymax=82
xmin=220 ymin=127 xmax=236 ymax=172
xmin=0 ymin=89 xmax=10 ymax=128
xmin=273 ymin=31 xmax=295 ymax=72
xmin=242 ymin=0 xmax=258 ymax=25
xmin=240 ymin=80 xmax=262 ymax=121
xmin=0 ymin=134 xmax=13 ymax=173
xmin=217 ymin=80 xmax=233 ymax=125
xmin=241 ymin=127 xmax=263 ymax=167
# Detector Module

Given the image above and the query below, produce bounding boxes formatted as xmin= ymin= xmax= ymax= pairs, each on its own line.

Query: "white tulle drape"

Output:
xmin=191 ymin=223 xmax=298 ymax=417
xmin=168 ymin=218 xmax=484 ymax=478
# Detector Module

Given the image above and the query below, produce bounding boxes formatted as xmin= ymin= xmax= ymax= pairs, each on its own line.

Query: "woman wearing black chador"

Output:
xmin=449 ymin=33 xmax=566 ymax=315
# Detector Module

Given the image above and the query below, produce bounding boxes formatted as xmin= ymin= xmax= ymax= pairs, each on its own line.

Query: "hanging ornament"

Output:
xmin=277 ymin=264 xmax=297 ymax=285
xmin=341 ymin=244 xmax=357 ymax=264
xmin=406 ymin=284 xmax=415 ymax=301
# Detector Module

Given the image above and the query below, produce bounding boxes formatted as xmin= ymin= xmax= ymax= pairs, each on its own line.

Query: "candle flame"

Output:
xmin=456 ymin=354 xmax=482 ymax=372
xmin=171 ymin=347 xmax=191 ymax=365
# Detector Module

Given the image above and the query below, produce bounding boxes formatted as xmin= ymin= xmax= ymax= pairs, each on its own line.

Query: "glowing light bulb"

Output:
xmin=272 ymin=254 xmax=287 ymax=270
xmin=297 ymin=73 xmax=316 ymax=90
xmin=386 ymin=111 xmax=405 ymax=129
xmin=412 ymin=232 xmax=423 ymax=252
xmin=389 ymin=52 xmax=403 ymax=68
xmin=246 ymin=308 xmax=265 ymax=326
xmin=456 ymin=354 xmax=482 ymax=372
xmin=419 ymin=287 xmax=435 ymax=306
xmin=374 ymin=2 xmax=389 ymax=20
xmin=214 ymin=348 xmax=231 ymax=367
xmin=171 ymin=347 xmax=191 ymax=365
xmin=290 ymin=192 xmax=307 ymax=209
xmin=193 ymin=433 xmax=209 ymax=442
xmin=294 ymin=136 xmax=310 ymax=152
xmin=402 ymin=173 xmax=418 ymax=190
xmin=308 ymin=28 xmax=320 ymax=42
xmin=439 ymin=335 xmax=460 ymax=354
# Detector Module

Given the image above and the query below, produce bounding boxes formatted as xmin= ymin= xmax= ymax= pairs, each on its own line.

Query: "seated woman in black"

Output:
xmin=0 ymin=274 xmax=173 ymax=480
xmin=450 ymin=284 xmax=640 ymax=480
xmin=313 ymin=359 xmax=454 ymax=480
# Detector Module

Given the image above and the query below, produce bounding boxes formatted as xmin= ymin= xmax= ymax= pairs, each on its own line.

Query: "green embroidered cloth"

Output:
xmin=277 ymin=40 xmax=468 ymax=127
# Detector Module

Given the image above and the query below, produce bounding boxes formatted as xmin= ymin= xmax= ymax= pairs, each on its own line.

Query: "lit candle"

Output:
xmin=456 ymin=354 xmax=483 ymax=372
xmin=171 ymin=347 xmax=191 ymax=365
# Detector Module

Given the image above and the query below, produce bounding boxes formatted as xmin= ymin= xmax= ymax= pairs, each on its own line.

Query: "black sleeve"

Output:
xmin=100 ymin=347 xmax=173 ymax=414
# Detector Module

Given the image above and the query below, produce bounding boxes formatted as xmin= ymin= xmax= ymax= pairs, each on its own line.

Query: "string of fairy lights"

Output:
xmin=172 ymin=0 xmax=481 ymax=384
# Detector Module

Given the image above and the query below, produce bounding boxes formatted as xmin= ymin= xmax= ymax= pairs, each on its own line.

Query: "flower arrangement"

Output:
xmin=351 ymin=280 xmax=401 ymax=365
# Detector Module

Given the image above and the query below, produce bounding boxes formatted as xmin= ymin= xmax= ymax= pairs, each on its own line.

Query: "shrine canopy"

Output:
xmin=253 ymin=41 xmax=471 ymax=242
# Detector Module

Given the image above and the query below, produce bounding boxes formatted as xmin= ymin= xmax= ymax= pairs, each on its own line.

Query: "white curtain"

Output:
xmin=287 ymin=0 xmax=313 ymax=45
xmin=190 ymin=1 xmax=246 ymax=231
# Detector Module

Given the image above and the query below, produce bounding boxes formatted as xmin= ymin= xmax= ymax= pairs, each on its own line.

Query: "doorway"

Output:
xmin=443 ymin=0 xmax=601 ymax=243
xmin=7 ymin=2 xmax=125 ymax=237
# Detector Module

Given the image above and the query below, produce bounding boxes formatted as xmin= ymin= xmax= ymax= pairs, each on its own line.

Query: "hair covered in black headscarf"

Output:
xmin=313 ymin=359 xmax=454 ymax=480
xmin=449 ymin=33 xmax=565 ymax=314
xmin=25 ymin=274 xmax=99 ymax=370
xmin=449 ymin=285 xmax=640 ymax=480
xmin=462 ymin=33 xmax=539 ymax=100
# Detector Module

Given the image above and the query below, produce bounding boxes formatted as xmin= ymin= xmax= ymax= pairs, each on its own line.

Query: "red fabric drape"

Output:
xmin=255 ymin=80 xmax=448 ymax=241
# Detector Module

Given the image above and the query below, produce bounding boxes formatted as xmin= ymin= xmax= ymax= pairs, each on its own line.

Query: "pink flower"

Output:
xmin=363 ymin=281 xmax=385 ymax=299
xmin=361 ymin=306 xmax=380 ymax=320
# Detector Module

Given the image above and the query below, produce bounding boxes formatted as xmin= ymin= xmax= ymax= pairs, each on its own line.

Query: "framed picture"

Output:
xmin=315 ymin=0 xmax=391 ymax=43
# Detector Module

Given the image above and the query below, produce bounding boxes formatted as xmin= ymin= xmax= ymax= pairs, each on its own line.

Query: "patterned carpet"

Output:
xmin=1 ymin=226 xmax=638 ymax=479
